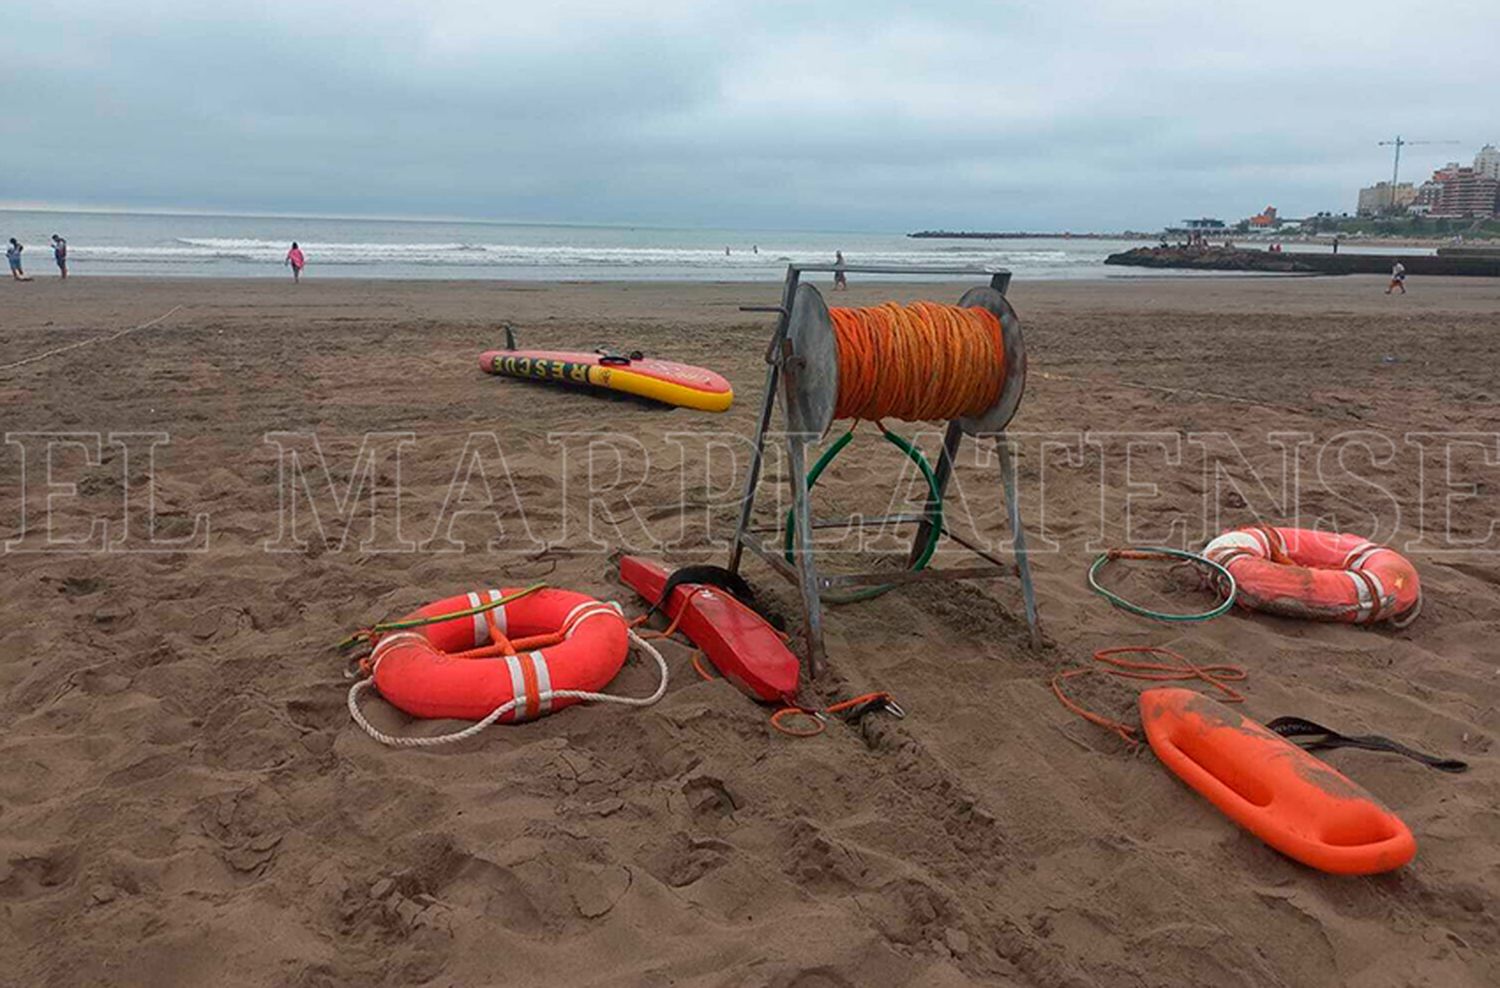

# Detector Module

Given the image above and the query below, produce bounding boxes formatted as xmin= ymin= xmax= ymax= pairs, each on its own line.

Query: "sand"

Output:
xmin=1 ymin=273 xmax=1497 ymax=987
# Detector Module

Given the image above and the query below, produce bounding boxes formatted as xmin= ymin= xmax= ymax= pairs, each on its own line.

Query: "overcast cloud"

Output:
xmin=3 ymin=0 xmax=1496 ymax=230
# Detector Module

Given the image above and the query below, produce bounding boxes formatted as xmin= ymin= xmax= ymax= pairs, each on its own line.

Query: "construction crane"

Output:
xmin=1378 ymin=136 xmax=1462 ymax=188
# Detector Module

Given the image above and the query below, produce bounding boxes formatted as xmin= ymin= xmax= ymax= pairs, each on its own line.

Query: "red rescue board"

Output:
xmin=1141 ymin=687 xmax=1416 ymax=875
xmin=619 ymin=556 xmax=799 ymax=705
xmin=479 ymin=348 xmax=733 ymax=412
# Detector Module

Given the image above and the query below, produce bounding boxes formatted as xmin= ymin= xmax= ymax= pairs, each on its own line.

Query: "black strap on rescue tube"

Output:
xmin=1266 ymin=715 xmax=1468 ymax=773
xmin=644 ymin=564 xmax=759 ymax=621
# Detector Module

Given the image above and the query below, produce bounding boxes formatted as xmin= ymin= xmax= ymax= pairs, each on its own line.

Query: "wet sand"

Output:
xmin=2 ymin=274 xmax=1498 ymax=987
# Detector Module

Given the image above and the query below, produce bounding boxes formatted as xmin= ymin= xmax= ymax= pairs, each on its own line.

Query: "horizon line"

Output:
xmin=0 ymin=202 xmax=938 ymax=238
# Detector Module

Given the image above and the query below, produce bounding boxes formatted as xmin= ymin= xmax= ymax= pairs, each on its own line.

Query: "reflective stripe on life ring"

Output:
xmin=468 ymin=589 xmax=506 ymax=645
xmin=500 ymin=650 xmax=555 ymax=722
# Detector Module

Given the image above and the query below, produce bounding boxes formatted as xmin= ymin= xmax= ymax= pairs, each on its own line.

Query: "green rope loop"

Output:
xmin=783 ymin=424 xmax=943 ymax=603
xmin=337 ymin=582 xmax=549 ymax=651
xmin=1087 ymin=547 xmax=1236 ymax=622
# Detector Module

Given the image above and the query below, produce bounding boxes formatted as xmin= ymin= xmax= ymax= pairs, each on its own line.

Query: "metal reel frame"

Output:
xmin=728 ymin=263 xmax=1043 ymax=678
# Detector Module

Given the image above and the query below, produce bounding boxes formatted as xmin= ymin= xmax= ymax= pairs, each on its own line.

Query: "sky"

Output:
xmin=3 ymin=0 xmax=1497 ymax=232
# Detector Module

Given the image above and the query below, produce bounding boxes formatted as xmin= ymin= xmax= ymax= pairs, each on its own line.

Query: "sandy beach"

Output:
xmin=2 ymin=273 xmax=1498 ymax=987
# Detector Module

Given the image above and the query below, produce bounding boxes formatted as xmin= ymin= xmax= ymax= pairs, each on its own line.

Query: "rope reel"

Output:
xmin=829 ymin=301 xmax=1006 ymax=422
xmin=778 ymin=284 xmax=1028 ymax=600
xmin=781 ymin=283 xmax=1026 ymax=438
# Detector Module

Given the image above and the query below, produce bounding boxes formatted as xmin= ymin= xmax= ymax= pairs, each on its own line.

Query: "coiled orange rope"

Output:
xmin=1051 ymin=647 xmax=1248 ymax=748
xmin=829 ymin=301 xmax=1005 ymax=422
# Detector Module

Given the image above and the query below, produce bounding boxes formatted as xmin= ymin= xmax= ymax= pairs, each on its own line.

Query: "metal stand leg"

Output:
xmin=786 ymin=434 xmax=827 ymax=678
xmin=908 ymin=420 xmax=964 ymax=567
xmin=728 ymin=271 xmax=800 ymax=574
xmin=727 ymin=363 xmax=781 ymax=574
xmin=996 ymin=433 xmax=1042 ymax=648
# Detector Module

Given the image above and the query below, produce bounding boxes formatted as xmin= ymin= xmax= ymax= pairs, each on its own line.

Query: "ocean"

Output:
xmin=0 ymin=209 xmax=1428 ymax=282
xmin=0 ymin=209 xmax=1165 ymax=281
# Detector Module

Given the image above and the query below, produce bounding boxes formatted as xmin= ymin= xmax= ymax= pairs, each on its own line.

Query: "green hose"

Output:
xmin=1087 ymin=547 xmax=1236 ymax=622
xmin=783 ymin=425 xmax=943 ymax=603
xmin=337 ymin=582 xmax=548 ymax=651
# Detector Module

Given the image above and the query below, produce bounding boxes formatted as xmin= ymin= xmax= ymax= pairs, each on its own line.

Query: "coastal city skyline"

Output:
xmin=1356 ymin=143 xmax=1500 ymax=219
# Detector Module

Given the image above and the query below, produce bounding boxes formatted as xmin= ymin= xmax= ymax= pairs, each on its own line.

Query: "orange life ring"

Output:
xmin=367 ymin=587 xmax=630 ymax=721
xmin=1203 ymin=525 xmax=1420 ymax=627
xmin=1141 ymin=687 xmax=1416 ymax=875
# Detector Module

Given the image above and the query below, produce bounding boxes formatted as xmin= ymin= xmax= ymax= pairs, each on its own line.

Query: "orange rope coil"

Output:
xmin=1051 ymin=647 xmax=1248 ymax=748
xmin=829 ymin=301 xmax=1005 ymax=422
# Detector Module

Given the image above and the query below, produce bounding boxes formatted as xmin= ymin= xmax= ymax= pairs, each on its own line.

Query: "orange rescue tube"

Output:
xmin=1203 ymin=525 xmax=1421 ymax=627
xmin=369 ymin=587 xmax=629 ymax=722
xmin=1141 ymin=687 xmax=1416 ymax=875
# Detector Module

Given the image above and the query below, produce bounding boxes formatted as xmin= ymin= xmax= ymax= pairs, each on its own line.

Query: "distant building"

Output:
xmin=1416 ymin=164 xmax=1464 ymax=215
xmin=1432 ymin=161 xmax=1464 ymax=184
xmin=1356 ymin=182 xmax=1416 ymax=216
xmin=1476 ymin=145 xmax=1500 ymax=181
xmin=1410 ymin=181 xmax=1442 ymax=215
xmin=1430 ymin=167 xmax=1499 ymax=218
xmin=1161 ymin=218 xmax=1228 ymax=244
xmin=1247 ymin=206 xmax=1279 ymax=228
xmin=1165 ymin=218 xmax=1227 ymax=234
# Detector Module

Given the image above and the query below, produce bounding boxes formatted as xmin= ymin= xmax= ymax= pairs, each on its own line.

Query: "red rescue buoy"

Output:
xmin=1141 ymin=687 xmax=1416 ymax=875
xmin=618 ymin=555 xmax=800 ymax=704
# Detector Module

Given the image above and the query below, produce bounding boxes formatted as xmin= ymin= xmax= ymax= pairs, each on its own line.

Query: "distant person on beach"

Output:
xmin=834 ymin=250 xmax=847 ymax=290
xmin=286 ymin=242 xmax=305 ymax=282
xmin=1386 ymin=261 xmax=1406 ymax=295
xmin=1332 ymin=236 xmax=1340 ymax=254
xmin=7 ymin=238 xmax=29 ymax=281
xmin=51 ymin=235 xmax=67 ymax=278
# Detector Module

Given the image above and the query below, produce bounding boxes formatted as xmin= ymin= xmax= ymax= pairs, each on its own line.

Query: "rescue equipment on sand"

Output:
xmin=620 ymin=555 xmax=799 ymax=705
xmin=479 ymin=326 xmax=732 ymax=412
xmin=618 ymin=557 xmax=902 ymax=738
xmin=1141 ymin=687 xmax=1417 ymax=875
xmin=1202 ymin=525 xmax=1421 ymax=627
xmin=731 ymin=267 xmax=1044 ymax=673
xmin=763 ymin=300 xmax=1019 ymax=603
xmin=345 ymin=584 xmax=668 ymax=747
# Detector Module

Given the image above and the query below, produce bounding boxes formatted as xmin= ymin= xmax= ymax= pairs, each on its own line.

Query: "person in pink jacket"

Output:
xmin=286 ymin=242 xmax=305 ymax=282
